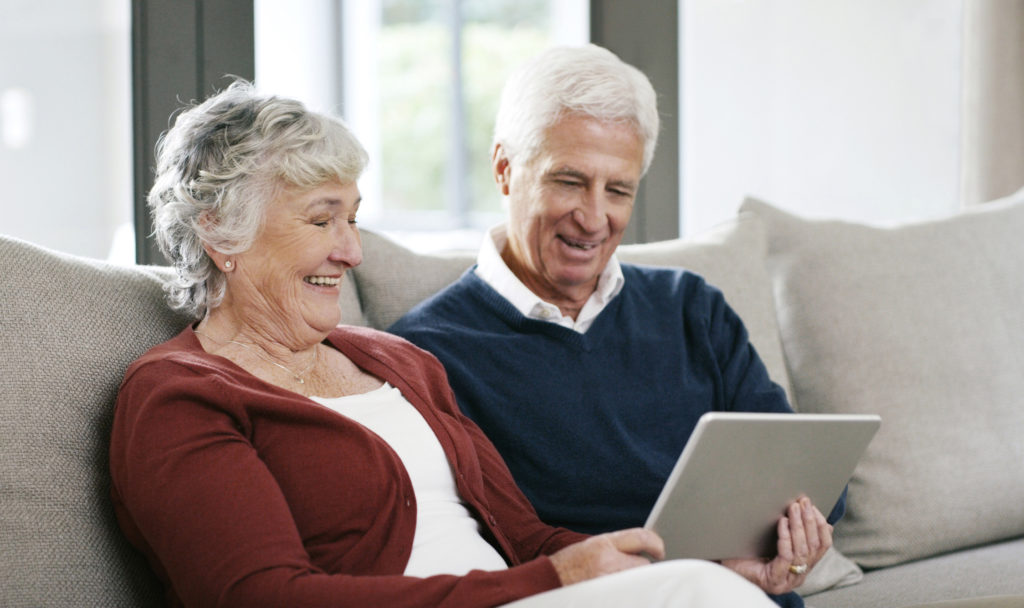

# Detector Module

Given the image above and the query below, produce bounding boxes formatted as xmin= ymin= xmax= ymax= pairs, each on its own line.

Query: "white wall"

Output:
xmin=0 ymin=0 xmax=131 ymax=260
xmin=681 ymin=0 xmax=964 ymax=235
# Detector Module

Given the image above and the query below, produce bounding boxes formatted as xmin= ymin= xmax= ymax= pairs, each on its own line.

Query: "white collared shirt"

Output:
xmin=474 ymin=224 xmax=624 ymax=333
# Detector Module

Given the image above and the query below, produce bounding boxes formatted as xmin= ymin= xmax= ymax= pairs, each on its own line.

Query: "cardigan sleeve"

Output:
xmin=110 ymin=356 xmax=567 ymax=608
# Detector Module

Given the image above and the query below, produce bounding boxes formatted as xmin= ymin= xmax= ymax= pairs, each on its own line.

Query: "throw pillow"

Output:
xmin=741 ymin=191 xmax=1024 ymax=569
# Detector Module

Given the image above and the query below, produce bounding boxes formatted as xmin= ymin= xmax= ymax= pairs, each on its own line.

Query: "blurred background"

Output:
xmin=2 ymin=0 xmax=1021 ymax=264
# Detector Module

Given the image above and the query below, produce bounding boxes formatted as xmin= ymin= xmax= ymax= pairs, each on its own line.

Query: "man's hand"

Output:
xmin=722 ymin=496 xmax=833 ymax=595
xmin=549 ymin=528 xmax=665 ymax=586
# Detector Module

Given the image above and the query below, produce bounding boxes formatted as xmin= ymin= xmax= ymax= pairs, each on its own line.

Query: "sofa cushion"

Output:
xmin=353 ymin=230 xmax=476 ymax=330
xmin=805 ymin=537 xmax=1024 ymax=608
xmin=0 ymin=236 xmax=190 ymax=607
xmin=357 ymin=214 xmax=795 ymax=402
xmin=741 ymin=192 xmax=1024 ymax=569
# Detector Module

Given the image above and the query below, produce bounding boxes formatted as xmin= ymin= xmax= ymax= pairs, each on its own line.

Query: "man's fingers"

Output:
xmin=801 ymin=497 xmax=821 ymax=549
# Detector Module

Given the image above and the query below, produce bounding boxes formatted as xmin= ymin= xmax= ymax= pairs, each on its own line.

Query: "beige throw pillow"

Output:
xmin=741 ymin=191 xmax=1024 ymax=569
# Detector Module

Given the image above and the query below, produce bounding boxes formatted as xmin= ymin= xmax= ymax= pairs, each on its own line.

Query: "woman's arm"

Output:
xmin=110 ymin=359 xmax=564 ymax=608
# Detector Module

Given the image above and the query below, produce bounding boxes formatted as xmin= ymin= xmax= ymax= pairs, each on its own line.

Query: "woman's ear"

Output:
xmin=491 ymin=143 xmax=512 ymax=196
xmin=198 ymin=211 xmax=233 ymax=273
xmin=202 ymin=242 xmax=233 ymax=273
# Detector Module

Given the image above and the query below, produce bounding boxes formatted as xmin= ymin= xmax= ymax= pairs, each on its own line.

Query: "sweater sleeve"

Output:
xmin=697 ymin=280 xmax=846 ymax=525
xmin=697 ymin=277 xmax=792 ymax=416
xmin=109 ymin=358 xmax=566 ymax=608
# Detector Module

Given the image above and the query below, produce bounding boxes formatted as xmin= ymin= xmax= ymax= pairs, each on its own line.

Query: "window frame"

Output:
xmin=131 ymin=0 xmax=677 ymax=264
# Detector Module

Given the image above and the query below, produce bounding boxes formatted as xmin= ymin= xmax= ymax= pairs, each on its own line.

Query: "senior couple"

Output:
xmin=111 ymin=44 xmax=838 ymax=607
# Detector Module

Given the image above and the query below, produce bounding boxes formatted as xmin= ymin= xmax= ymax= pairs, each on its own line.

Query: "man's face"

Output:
xmin=495 ymin=114 xmax=644 ymax=309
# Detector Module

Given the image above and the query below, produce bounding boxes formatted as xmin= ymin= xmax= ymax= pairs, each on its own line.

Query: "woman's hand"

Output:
xmin=721 ymin=496 xmax=832 ymax=595
xmin=549 ymin=528 xmax=665 ymax=586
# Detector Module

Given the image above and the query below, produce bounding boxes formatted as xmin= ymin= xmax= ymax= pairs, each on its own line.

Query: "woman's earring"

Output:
xmin=224 ymin=261 xmax=233 ymax=270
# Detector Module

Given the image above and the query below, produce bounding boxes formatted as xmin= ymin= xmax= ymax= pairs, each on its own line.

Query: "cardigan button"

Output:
xmin=405 ymin=499 xmax=411 ymax=507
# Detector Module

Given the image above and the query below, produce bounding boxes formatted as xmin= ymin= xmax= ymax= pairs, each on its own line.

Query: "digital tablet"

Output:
xmin=643 ymin=411 xmax=880 ymax=561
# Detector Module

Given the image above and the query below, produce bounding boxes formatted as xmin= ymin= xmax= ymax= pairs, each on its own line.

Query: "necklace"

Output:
xmin=194 ymin=329 xmax=319 ymax=385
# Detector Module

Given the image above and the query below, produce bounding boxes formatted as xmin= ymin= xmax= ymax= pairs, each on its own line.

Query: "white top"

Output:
xmin=310 ymin=384 xmax=508 ymax=577
xmin=474 ymin=224 xmax=625 ymax=333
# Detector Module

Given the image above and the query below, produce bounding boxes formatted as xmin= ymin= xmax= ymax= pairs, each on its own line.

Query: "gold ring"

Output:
xmin=788 ymin=564 xmax=808 ymax=575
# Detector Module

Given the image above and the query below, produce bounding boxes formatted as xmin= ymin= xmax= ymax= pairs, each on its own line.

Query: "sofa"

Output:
xmin=2 ymin=191 xmax=1023 ymax=608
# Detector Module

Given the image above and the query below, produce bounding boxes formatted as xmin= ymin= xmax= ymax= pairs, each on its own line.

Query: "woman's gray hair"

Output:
xmin=492 ymin=44 xmax=659 ymax=174
xmin=148 ymin=79 xmax=368 ymax=318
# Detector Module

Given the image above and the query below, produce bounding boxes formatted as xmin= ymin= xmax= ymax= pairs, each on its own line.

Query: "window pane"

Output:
xmin=256 ymin=0 xmax=587 ymax=251
xmin=0 ymin=0 xmax=133 ymax=263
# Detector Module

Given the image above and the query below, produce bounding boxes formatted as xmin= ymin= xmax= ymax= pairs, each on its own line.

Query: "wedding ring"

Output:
xmin=788 ymin=563 xmax=808 ymax=575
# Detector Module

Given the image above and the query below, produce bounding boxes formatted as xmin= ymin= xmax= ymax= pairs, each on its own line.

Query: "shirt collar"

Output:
xmin=474 ymin=224 xmax=625 ymax=332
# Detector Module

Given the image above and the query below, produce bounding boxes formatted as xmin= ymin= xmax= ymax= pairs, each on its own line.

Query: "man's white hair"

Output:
xmin=492 ymin=44 xmax=660 ymax=174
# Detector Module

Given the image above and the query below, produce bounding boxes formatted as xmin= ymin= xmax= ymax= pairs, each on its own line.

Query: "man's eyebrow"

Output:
xmin=545 ymin=167 xmax=588 ymax=181
xmin=607 ymin=178 xmax=638 ymax=192
xmin=544 ymin=168 xmax=637 ymax=190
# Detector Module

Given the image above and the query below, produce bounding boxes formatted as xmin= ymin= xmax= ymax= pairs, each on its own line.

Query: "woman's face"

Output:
xmin=224 ymin=180 xmax=362 ymax=345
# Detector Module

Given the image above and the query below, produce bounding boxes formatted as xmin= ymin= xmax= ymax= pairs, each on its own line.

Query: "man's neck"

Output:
xmin=499 ymin=244 xmax=595 ymax=320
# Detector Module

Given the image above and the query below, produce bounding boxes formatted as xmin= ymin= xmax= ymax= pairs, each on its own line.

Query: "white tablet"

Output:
xmin=643 ymin=411 xmax=880 ymax=561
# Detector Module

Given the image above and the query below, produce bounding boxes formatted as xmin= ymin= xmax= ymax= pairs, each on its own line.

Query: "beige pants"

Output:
xmin=501 ymin=559 xmax=778 ymax=608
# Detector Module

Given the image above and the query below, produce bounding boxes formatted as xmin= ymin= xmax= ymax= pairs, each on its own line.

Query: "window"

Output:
xmin=0 ymin=0 xmax=133 ymax=263
xmin=256 ymin=0 xmax=588 ymax=251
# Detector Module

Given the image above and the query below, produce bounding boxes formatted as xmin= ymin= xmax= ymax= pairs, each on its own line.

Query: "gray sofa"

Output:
xmin=2 ymin=193 xmax=1023 ymax=607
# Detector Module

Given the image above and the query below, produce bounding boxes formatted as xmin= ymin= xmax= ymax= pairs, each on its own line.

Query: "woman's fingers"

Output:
xmin=607 ymin=528 xmax=666 ymax=561
xmin=549 ymin=528 xmax=664 ymax=586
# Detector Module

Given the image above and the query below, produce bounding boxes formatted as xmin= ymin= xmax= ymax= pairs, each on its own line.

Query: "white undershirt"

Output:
xmin=310 ymin=384 xmax=508 ymax=577
xmin=474 ymin=224 xmax=625 ymax=333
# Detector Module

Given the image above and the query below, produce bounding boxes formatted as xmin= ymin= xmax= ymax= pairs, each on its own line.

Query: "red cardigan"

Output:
xmin=110 ymin=326 xmax=587 ymax=608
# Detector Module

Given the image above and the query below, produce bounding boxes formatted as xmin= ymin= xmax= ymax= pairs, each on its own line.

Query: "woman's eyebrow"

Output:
xmin=305 ymin=196 xmax=361 ymax=211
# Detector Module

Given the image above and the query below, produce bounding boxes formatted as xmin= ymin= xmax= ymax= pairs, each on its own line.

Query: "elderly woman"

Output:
xmin=109 ymin=81 xmax=776 ymax=608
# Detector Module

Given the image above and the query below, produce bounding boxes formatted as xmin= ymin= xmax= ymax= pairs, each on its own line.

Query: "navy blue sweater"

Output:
xmin=390 ymin=264 xmax=844 ymax=608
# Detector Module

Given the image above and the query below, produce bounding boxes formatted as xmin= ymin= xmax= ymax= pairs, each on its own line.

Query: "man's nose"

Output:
xmin=572 ymin=190 xmax=610 ymax=232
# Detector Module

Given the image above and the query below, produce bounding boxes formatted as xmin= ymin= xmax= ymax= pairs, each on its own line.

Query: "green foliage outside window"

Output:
xmin=377 ymin=14 xmax=549 ymax=223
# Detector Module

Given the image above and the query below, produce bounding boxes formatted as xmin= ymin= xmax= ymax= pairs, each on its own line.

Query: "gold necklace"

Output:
xmin=194 ymin=329 xmax=319 ymax=385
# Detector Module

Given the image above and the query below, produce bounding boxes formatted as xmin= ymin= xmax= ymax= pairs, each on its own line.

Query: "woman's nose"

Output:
xmin=329 ymin=225 xmax=362 ymax=267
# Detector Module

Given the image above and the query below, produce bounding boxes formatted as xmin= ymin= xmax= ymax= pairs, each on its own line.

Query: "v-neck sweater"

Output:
xmin=390 ymin=265 xmax=803 ymax=534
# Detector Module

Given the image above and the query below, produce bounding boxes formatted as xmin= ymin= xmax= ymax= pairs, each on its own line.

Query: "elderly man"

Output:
xmin=389 ymin=44 xmax=840 ymax=608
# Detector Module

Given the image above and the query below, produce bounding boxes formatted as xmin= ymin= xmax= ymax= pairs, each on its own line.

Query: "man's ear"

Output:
xmin=491 ymin=143 xmax=511 ymax=196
